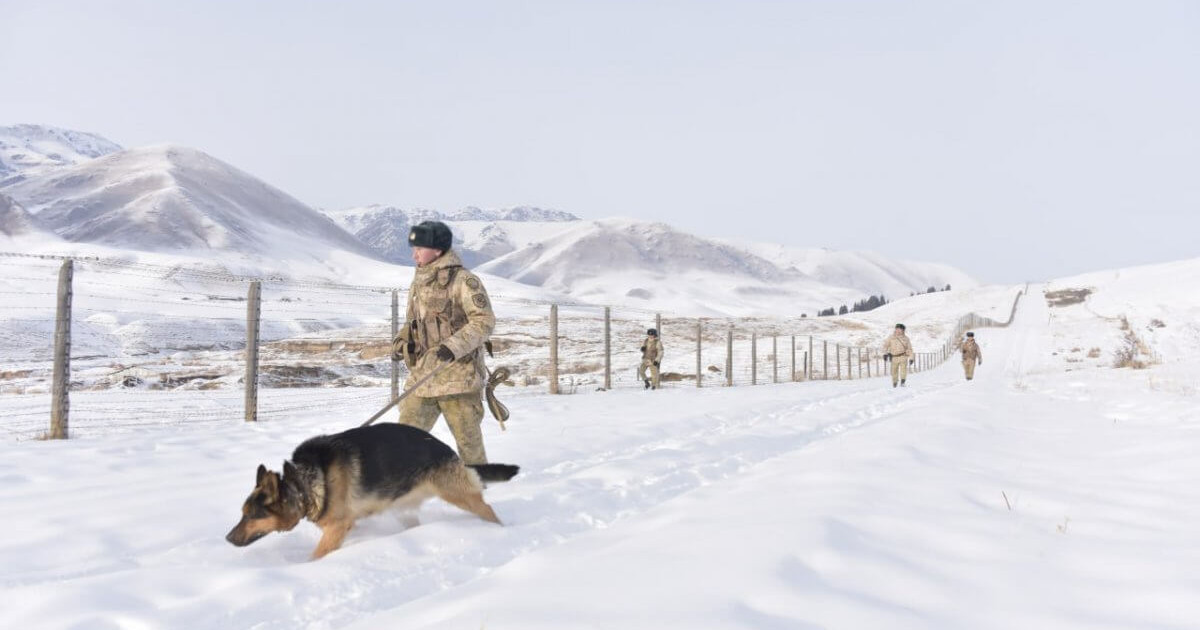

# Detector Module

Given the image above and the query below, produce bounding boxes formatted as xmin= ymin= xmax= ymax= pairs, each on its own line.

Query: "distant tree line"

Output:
xmin=817 ymin=284 xmax=953 ymax=317
xmin=817 ymin=293 xmax=889 ymax=317
xmin=909 ymin=284 xmax=952 ymax=297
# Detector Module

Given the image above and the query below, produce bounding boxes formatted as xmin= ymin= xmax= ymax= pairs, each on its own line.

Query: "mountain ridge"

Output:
xmin=0 ymin=124 xmax=122 ymax=183
xmin=1 ymin=144 xmax=379 ymax=261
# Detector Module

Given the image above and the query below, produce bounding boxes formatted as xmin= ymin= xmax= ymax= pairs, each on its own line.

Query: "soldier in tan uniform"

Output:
xmin=639 ymin=328 xmax=663 ymax=390
xmin=392 ymin=221 xmax=496 ymax=464
xmin=961 ymin=331 xmax=982 ymax=380
xmin=881 ymin=323 xmax=915 ymax=388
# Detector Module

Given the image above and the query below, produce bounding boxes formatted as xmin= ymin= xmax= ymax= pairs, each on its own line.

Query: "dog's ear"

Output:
xmin=256 ymin=464 xmax=268 ymax=485
xmin=261 ymin=470 xmax=280 ymax=500
xmin=282 ymin=461 xmax=298 ymax=480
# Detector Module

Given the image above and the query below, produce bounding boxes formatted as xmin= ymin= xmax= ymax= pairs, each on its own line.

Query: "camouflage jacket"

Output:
xmin=881 ymin=334 xmax=914 ymax=359
xmin=961 ymin=339 xmax=982 ymax=362
xmin=398 ymin=249 xmax=496 ymax=397
xmin=641 ymin=336 xmax=663 ymax=363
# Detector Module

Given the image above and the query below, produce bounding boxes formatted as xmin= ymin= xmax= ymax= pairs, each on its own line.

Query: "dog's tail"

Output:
xmin=468 ymin=463 xmax=520 ymax=483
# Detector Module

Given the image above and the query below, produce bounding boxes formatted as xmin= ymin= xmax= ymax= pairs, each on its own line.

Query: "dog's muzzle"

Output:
xmin=226 ymin=522 xmax=268 ymax=547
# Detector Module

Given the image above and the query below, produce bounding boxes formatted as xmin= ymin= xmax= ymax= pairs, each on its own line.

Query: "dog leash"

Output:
xmin=485 ymin=367 xmax=511 ymax=431
xmin=361 ymin=362 xmax=514 ymax=429
xmin=360 ymin=361 xmax=453 ymax=427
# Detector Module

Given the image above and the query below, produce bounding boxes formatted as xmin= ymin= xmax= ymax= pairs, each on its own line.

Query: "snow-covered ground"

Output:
xmin=2 ymin=258 xmax=1198 ymax=629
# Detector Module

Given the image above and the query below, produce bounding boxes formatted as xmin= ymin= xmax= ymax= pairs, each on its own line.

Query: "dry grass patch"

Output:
xmin=1113 ymin=316 xmax=1157 ymax=369
xmin=1045 ymin=287 xmax=1092 ymax=307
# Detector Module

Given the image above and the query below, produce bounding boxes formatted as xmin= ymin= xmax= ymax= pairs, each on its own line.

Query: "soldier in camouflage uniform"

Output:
xmin=392 ymin=221 xmax=496 ymax=464
xmin=638 ymin=328 xmax=663 ymax=390
xmin=881 ymin=323 xmax=915 ymax=388
xmin=961 ymin=331 xmax=982 ymax=380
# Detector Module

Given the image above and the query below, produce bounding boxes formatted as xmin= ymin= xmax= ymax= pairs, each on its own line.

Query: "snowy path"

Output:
xmin=362 ymin=286 xmax=1199 ymax=629
xmin=2 ymin=286 xmax=1198 ymax=629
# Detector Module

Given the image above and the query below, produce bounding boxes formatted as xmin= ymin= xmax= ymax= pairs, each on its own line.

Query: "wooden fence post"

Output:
xmin=836 ymin=344 xmax=841 ymax=380
xmin=604 ymin=306 xmax=611 ymax=390
xmin=245 ymin=280 xmax=261 ymax=422
xmin=808 ymin=336 xmax=814 ymax=380
xmin=726 ymin=327 xmax=733 ymax=387
xmin=790 ymin=336 xmax=796 ymax=382
xmin=49 ymin=259 xmax=73 ymax=439
xmin=772 ymin=336 xmax=778 ymax=383
xmin=549 ymin=304 xmax=559 ymax=394
xmin=751 ymin=332 xmax=758 ymax=385
xmin=695 ymin=319 xmax=702 ymax=388
xmin=391 ymin=290 xmax=400 ymax=400
xmin=823 ymin=340 xmax=828 ymax=380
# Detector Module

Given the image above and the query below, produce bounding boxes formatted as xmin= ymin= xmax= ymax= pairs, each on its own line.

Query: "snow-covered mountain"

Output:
xmin=0 ymin=124 xmax=973 ymax=315
xmin=471 ymin=218 xmax=977 ymax=315
xmin=0 ymin=124 xmax=122 ymax=183
xmin=323 ymin=204 xmax=581 ymax=266
xmin=325 ymin=206 xmax=974 ymax=315
xmin=728 ymin=241 xmax=977 ymax=303
xmin=0 ymin=192 xmax=38 ymax=236
xmin=1 ymin=145 xmax=379 ymax=261
xmin=479 ymin=218 xmax=789 ymax=286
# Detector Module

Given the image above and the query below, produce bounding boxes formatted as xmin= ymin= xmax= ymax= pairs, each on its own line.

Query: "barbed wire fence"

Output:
xmin=0 ymin=252 xmax=1024 ymax=439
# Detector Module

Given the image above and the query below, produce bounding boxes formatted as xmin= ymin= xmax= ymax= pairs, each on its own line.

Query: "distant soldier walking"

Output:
xmin=961 ymin=331 xmax=982 ymax=380
xmin=392 ymin=220 xmax=496 ymax=464
xmin=639 ymin=328 xmax=663 ymax=390
xmin=882 ymin=323 xmax=915 ymax=388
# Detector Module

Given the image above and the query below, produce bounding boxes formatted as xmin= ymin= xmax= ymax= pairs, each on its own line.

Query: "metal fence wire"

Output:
xmin=0 ymin=252 xmax=1025 ymax=439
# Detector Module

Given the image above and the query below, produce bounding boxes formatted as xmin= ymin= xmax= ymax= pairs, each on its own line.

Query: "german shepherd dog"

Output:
xmin=226 ymin=424 xmax=519 ymax=559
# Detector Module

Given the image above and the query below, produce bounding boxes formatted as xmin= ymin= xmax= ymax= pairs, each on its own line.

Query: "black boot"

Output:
xmin=901 ymin=379 xmax=906 ymax=387
xmin=644 ymin=379 xmax=651 ymax=390
xmin=893 ymin=382 xmax=898 ymax=388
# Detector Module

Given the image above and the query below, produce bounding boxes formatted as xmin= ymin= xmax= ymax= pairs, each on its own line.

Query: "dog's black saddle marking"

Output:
xmin=291 ymin=424 xmax=459 ymax=499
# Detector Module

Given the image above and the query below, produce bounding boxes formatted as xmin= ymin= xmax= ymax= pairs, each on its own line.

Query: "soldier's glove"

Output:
xmin=883 ymin=353 xmax=891 ymax=362
xmin=653 ymin=361 xmax=660 ymax=367
xmin=978 ymin=359 xmax=982 ymax=365
xmin=392 ymin=336 xmax=413 ymax=361
xmin=435 ymin=345 xmax=455 ymax=362
xmin=640 ymin=345 xmax=646 ymax=352
xmin=909 ymin=359 xmax=915 ymax=366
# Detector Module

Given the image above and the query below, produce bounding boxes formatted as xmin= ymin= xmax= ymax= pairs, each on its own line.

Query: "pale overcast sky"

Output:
xmin=2 ymin=1 xmax=1197 ymax=283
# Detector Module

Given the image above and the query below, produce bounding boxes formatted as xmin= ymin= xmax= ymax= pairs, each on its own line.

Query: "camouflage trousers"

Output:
xmin=638 ymin=360 xmax=660 ymax=389
xmin=963 ymin=359 xmax=977 ymax=380
xmin=890 ymin=359 xmax=909 ymax=384
xmin=397 ymin=391 xmax=487 ymax=465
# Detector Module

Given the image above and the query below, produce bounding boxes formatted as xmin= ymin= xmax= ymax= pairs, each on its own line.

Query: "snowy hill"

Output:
xmin=1 ymin=145 xmax=380 ymax=261
xmin=327 ymin=207 xmax=974 ymax=315
xmin=2 ymin=256 xmax=1198 ymax=629
xmin=473 ymin=218 xmax=976 ymax=316
xmin=0 ymin=192 xmax=38 ymax=236
xmin=0 ymin=124 xmax=122 ymax=183
xmin=323 ymin=204 xmax=581 ymax=266
xmin=730 ymin=241 xmax=977 ymax=303
xmin=0 ymin=124 xmax=972 ymax=316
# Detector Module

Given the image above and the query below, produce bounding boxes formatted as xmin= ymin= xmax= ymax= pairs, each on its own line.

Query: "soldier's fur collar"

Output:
xmin=416 ymin=249 xmax=464 ymax=275
xmin=414 ymin=249 xmax=465 ymax=288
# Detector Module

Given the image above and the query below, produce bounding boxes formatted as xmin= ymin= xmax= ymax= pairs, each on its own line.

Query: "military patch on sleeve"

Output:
xmin=465 ymin=276 xmax=481 ymax=290
xmin=472 ymin=293 xmax=489 ymax=308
